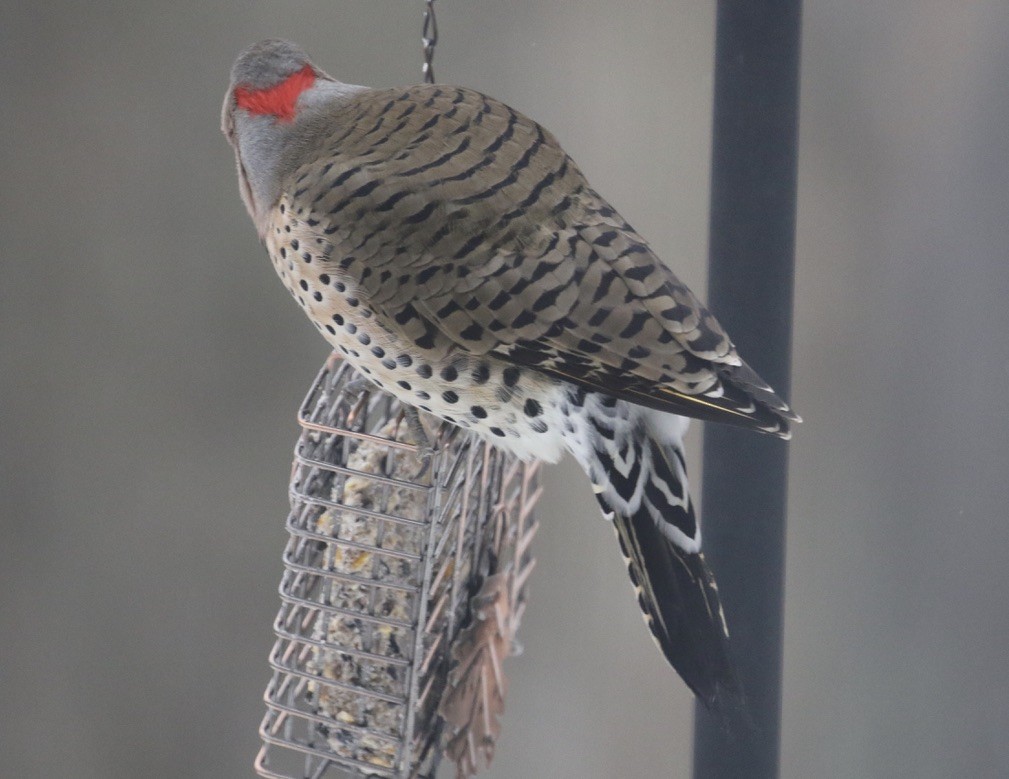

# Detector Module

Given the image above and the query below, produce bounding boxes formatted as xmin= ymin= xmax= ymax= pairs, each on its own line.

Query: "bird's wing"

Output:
xmin=283 ymin=85 xmax=798 ymax=436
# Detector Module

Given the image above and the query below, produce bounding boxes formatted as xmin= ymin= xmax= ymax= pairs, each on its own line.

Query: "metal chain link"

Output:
xmin=421 ymin=0 xmax=438 ymax=84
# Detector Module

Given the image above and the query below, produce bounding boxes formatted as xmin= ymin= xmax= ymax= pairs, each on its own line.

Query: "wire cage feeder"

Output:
xmin=255 ymin=354 xmax=541 ymax=778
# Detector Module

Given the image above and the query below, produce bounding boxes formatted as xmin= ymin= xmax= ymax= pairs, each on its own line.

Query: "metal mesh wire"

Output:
xmin=255 ymin=354 xmax=540 ymax=778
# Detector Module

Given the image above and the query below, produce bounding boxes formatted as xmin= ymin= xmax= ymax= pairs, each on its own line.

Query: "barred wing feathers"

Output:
xmin=282 ymin=85 xmax=797 ymax=436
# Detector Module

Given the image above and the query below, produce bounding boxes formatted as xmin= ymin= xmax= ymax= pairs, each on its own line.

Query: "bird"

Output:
xmin=222 ymin=39 xmax=799 ymax=714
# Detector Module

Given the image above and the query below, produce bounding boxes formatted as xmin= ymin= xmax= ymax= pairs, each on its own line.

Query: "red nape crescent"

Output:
xmin=234 ymin=64 xmax=316 ymax=122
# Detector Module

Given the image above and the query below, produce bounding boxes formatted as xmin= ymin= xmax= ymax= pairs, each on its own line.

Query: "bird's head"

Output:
xmin=222 ymin=39 xmax=320 ymax=133
xmin=222 ymin=39 xmax=363 ymax=234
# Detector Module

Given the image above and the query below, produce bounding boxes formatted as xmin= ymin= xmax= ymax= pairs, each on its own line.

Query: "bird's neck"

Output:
xmin=233 ymin=80 xmax=368 ymax=236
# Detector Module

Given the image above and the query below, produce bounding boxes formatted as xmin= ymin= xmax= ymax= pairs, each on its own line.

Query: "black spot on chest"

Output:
xmin=471 ymin=363 xmax=490 ymax=384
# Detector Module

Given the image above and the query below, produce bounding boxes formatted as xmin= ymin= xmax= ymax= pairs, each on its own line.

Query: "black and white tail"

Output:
xmin=563 ymin=389 xmax=740 ymax=712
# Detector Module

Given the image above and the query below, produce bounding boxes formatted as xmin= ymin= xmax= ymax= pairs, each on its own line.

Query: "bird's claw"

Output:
xmin=403 ymin=406 xmax=439 ymax=477
xmin=340 ymin=376 xmax=373 ymax=406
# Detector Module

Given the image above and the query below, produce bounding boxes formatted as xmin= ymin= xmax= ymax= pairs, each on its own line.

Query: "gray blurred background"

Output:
xmin=3 ymin=2 xmax=1008 ymax=777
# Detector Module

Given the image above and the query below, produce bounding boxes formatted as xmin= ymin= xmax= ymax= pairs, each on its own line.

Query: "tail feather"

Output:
xmin=603 ymin=496 xmax=740 ymax=713
xmin=564 ymin=389 xmax=742 ymax=715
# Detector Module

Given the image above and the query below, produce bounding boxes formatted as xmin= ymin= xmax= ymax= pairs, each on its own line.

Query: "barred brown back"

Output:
xmin=273 ymin=85 xmax=797 ymax=437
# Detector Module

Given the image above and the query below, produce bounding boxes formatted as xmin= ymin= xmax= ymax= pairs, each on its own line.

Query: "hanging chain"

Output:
xmin=421 ymin=0 xmax=438 ymax=84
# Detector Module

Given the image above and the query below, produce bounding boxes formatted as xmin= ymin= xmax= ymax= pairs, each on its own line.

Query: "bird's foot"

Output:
xmin=403 ymin=405 xmax=439 ymax=476
xmin=340 ymin=376 xmax=374 ymax=406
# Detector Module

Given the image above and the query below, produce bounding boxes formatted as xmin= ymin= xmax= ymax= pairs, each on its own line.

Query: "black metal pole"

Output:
xmin=692 ymin=2 xmax=801 ymax=778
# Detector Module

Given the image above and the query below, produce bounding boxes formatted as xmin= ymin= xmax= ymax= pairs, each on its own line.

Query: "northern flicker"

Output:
xmin=223 ymin=39 xmax=798 ymax=712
